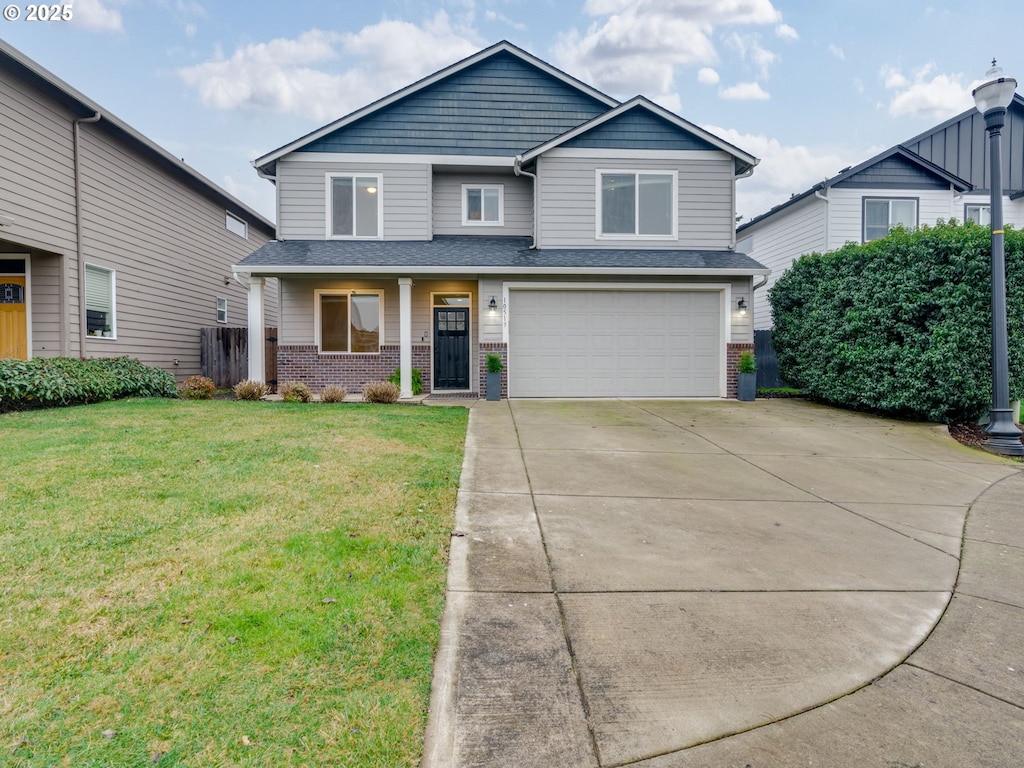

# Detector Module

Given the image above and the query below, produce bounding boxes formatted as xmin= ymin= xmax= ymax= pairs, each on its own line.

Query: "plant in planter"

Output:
xmin=737 ymin=350 xmax=756 ymax=402
xmin=485 ymin=353 xmax=504 ymax=401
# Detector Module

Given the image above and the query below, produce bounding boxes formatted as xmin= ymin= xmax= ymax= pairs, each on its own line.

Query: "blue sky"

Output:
xmin=2 ymin=0 xmax=1020 ymax=223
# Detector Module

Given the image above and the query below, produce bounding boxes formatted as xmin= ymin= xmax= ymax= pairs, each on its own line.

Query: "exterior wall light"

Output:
xmin=488 ymin=296 xmax=498 ymax=315
xmin=737 ymin=297 xmax=747 ymax=316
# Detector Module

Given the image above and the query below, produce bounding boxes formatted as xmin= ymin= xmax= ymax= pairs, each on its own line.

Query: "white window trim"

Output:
xmin=325 ymin=173 xmax=384 ymax=240
xmin=964 ymin=203 xmax=991 ymax=225
xmin=84 ymin=262 xmax=117 ymax=340
xmin=313 ymin=289 xmax=385 ymax=354
xmin=862 ymin=196 xmax=919 ymax=242
xmin=595 ymin=169 xmax=678 ymax=240
xmin=216 ymin=296 xmax=228 ymax=324
xmin=225 ymin=211 xmax=248 ymax=239
xmin=461 ymin=184 xmax=504 ymax=226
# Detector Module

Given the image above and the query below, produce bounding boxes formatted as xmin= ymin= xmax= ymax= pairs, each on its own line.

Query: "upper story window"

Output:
xmin=216 ymin=297 xmax=228 ymax=324
xmin=225 ymin=211 xmax=248 ymax=239
xmin=863 ymin=198 xmax=917 ymax=242
xmin=597 ymin=170 xmax=676 ymax=238
xmin=315 ymin=290 xmax=383 ymax=354
xmin=327 ymin=173 xmax=382 ymax=239
xmin=462 ymin=184 xmax=503 ymax=226
xmin=85 ymin=264 xmax=116 ymax=338
xmin=965 ymin=204 xmax=991 ymax=226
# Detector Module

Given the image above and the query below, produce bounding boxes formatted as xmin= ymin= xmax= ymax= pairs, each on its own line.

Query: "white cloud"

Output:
xmin=71 ymin=0 xmax=123 ymax=32
xmin=483 ymin=9 xmax=527 ymax=31
xmin=725 ymin=32 xmax=777 ymax=79
xmin=719 ymin=81 xmax=769 ymax=100
xmin=828 ymin=44 xmax=844 ymax=60
xmin=554 ymin=0 xmax=784 ymax=103
xmin=697 ymin=67 xmax=720 ymax=85
xmin=882 ymin=63 xmax=973 ymax=118
xmin=775 ymin=23 xmax=797 ymax=40
xmin=184 ymin=22 xmax=197 ymax=38
xmin=706 ymin=125 xmax=863 ymax=222
xmin=178 ymin=12 xmax=481 ymax=122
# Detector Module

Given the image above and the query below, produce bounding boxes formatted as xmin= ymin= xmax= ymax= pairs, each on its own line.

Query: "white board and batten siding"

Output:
xmin=536 ymin=150 xmax=735 ymax=250
xmin=276 ymin=158 xmax=431 ymax=240
xmin=431 ymin=172 xmax=533 ymax=236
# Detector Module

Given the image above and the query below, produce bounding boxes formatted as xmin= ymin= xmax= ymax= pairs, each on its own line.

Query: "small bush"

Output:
xmin=179 ymin=375 xmax=216 ymax=400
xmin=363 ymin=380 xmax=400 ymax=404
xmin=387 ymin=368 xmax=423 ymax=395
xmin=0 ymin=357 xmax=177 ymax=412
xmin=738 ymin=351 xmax=756 ymax=374
xmin=320 ymin=384 xmax=348 ymax=403
xmin=233 ymin=379 xmax=270 ymax=401
xmin=485 ymin=353 xmax=504 ymax=373
xmin=279 ymin=381 xmax=312 ymax=403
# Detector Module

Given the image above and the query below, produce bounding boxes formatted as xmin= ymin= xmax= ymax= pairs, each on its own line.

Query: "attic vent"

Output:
xmin=1 ymin=283 xmax=25 ymax=304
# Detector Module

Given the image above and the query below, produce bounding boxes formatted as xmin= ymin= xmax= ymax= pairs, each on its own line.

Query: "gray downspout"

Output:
xmin=74 ymin=111 xmax=101 ymax=357
xmin=513 ymin=155 xmax=538 ymax=249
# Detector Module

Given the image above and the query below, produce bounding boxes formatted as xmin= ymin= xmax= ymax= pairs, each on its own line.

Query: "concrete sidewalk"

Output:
xmin=421 ymin=399 xmax=1024 ymax=768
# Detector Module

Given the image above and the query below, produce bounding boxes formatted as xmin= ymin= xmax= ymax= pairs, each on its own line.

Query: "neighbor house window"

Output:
xmin=863 ymin=198 xmax=917 ymax=241
xmin=85 ymin=264 xmax=115 ymax=338
xmin=216 ymin=297 xmax=228 ymax=324
xmin=225 ymin=211 xmax=247 ymax=239
xmin=315 ymin=290 xmax=383 ymax=353
xmin=462 ymin=184 xmax=503 ymax=225
xmin=327 ymin=174 xmax=382 ymax=239
xmin=597 ymin=170 xmax=676 ymax=238
xmin=965 ymin=204 xmax=991 ymax=225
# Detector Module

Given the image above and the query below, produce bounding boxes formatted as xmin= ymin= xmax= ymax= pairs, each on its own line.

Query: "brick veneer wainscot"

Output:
xmin=479 ymin=343 xmax=507 ymax=400
xmin=277 ymin=344 xmax=433 ymax=394
xmin=726 ymin=342 xmax=755 ymax=399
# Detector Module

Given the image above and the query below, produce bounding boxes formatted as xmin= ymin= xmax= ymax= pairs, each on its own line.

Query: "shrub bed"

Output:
xmin=770 ymin=222 xmax=1024 ymax=422
xmin=0 ymin=357 xmax=177 ymax=412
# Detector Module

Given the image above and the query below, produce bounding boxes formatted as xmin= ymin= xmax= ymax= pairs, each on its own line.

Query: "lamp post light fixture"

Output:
xmin=973 ymin=60 xmax=1024 ymax=456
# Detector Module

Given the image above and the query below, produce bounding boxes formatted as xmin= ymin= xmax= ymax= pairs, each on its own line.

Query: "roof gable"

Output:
xmin=255 ymin=41 xmax=618 ymax=169
xmin=834 ymin=152 xmax=952 ymax=190
xmin=559 ymin=103 xmax=718 ymax=151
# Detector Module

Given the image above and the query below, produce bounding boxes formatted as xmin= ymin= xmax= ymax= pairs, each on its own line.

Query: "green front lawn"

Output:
xmin=0 ymin=399 xmax=467 ymax=767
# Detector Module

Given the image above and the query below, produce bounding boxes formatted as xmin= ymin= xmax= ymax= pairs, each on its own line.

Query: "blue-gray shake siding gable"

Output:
xmin=833 ymin=155 xmax=950 ymax=190
xmin=297 ymin=51 xmax=611 ymax=156
xmin=561 ymin=108 xmax=719 ymax=151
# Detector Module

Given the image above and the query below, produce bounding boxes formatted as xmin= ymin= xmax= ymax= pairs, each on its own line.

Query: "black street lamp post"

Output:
xmin=973 ymin=61 xmax=1024 ymax=456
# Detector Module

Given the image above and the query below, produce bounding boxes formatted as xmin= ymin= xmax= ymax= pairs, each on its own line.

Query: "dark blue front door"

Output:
xmin=434 ymin=307 xmax=469 ymax=389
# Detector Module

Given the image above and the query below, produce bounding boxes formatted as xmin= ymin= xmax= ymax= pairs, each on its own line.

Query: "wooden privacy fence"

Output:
xmin=200 ymin=327 xmax=278 ymax=390
xmin=754 ymin=329 xmax=790 ymax=389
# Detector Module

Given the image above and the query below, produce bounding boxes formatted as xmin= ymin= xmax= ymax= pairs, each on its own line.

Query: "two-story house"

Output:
xmin=235 ymin=41 xmax=766 ymax=399
xmin=0 ymin=40 xmax=277 ymax=376
xmin=738 ymin=93 xmax=1024 ymax=330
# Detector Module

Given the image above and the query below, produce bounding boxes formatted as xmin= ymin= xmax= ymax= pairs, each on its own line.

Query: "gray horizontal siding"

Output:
xmin=277 ymin=159 xmax=430 ymax=240
xmin=562 ymin=108 xmax=717 ymax=151
xmin=432 ymin=172 xmax=533 ymax=236
xmin=296 ymin=51 xmax=609 ymax=156
xmin=835 ymin=155 xmax=948 ymax=190
xmin=538 ymin=153 xmax=734 ymax=250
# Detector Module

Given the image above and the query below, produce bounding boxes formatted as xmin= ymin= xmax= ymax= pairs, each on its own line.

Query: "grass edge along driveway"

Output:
xmin=0 ymin=398 xmax=467 ymax=768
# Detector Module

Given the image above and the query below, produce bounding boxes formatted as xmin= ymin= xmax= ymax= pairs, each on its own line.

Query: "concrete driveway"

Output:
xmin=421 ymin=399 xmax=1024 ymax=767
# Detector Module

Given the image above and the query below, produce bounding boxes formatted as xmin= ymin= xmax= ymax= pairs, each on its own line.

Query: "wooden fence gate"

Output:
xmin=264 ymin=327 xmax=278 ymax=392
xmin=200 ymin=326 xmax=278 ymax=390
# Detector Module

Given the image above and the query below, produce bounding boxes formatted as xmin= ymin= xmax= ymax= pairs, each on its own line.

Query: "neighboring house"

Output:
xmin=236 ymin=41 xmax=766 ymax=399
xmin=0 ymin=40 xmax=277 ymax=377
xmin=739 ymin=94 xmax=1024 ymax=330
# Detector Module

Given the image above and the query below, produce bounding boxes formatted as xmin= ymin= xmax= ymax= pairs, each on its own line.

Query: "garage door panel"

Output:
xmin=509 ymin=290 xmax=722 ymax=398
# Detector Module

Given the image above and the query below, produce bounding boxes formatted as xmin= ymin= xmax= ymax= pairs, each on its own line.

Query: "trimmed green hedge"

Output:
xmin=769 ymin=222 xmax=1024 ymax=423
xmin=0 ymin=357 xmax=178 ymax=412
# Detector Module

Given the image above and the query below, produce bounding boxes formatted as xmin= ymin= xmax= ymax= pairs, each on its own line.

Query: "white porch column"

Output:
xmin=247 ymin=276 xmax=265 ymax=383
xmin=398 ymin=277 xmax=413 ymax=399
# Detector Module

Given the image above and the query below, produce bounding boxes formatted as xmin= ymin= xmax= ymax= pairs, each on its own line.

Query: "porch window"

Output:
xmin=965 ymin=204 xmax=990 ymax=226
xmin=597 ymin=170 xmax=676 ymax=238
xmin=316 ymin=290 xmax=382 ymax=353
xmin=85 ymin=264 xmax=115 ymax=338
xmin=863 ymin=198 xmax=917 ymax=241
xmin=462 ymin=185 xmax=503 ymax=225
xmin=327 ymin=173 xmax=382 ymax=239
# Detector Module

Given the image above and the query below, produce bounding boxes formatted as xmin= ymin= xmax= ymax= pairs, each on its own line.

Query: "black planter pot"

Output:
xmin=486 ymin=371 xmax=502 ymax=401
xmin=737 ymin=372 xmax=756 ymax=402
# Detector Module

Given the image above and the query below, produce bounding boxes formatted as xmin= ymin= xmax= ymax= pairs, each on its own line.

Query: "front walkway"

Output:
xmin=422 ymin=398 xmax=1024 ymax=767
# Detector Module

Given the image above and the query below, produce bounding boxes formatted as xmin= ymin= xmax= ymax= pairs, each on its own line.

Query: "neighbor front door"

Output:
xmin=0 ymin=276 xmax=27 ymax=360
xmin=433 ymin=307 xmax=469 ymax=389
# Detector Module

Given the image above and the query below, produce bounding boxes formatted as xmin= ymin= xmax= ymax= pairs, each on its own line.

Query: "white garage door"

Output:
xmin=508 ymin=290 xmax=722 ymax=397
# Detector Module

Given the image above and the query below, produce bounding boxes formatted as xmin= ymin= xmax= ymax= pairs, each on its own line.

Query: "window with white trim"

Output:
xmin=863 ymin=198 xmax=917 ymax=241
xmin=315 ymin=290 xmax=383 ymax=353
xmin=965 ymin=204 xmax=991 ymax=226
xmin=225 ymin=211 xmax=247 ymax=239
xmin=462 ymin=184 xmax=503 ymax=226
xmin=216 ymin=297 xmax=228 ymax=324
xmin=597 ymin=170 xmax=676 ymax=238
xmin=85 ymin=264 xmax=116 ymax=338
xmin=327 ymin=174 xmax=382 ymax=239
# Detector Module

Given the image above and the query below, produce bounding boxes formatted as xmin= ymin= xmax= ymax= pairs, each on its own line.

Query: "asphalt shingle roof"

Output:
xmin=236 ymin=236 xmax=767 ymax=272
